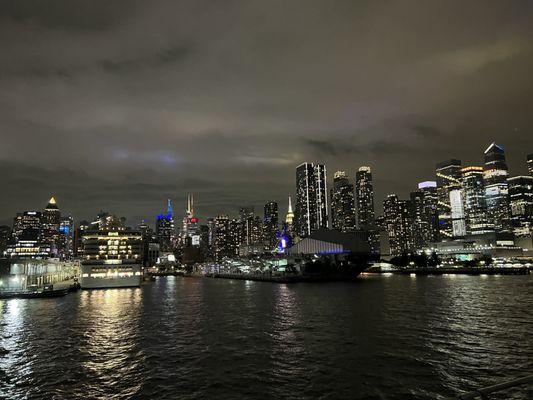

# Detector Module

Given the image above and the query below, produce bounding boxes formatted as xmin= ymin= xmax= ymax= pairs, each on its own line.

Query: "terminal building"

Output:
xmin=287 ymin=228 xmax=370 ymax=255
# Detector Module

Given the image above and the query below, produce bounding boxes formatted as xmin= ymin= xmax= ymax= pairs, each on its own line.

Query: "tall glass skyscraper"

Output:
xmin=156 ymin=199 xmax=176 ymax=252
xmin=461 ymin=166 xmax=492 ymax=235
xmin=449 ymin=189 xmax=466 ymax=237
xmin=527 ymin=153 xmax=533 ymax=177
xmin=355 ymin=166 xmax=379 ymax=251
xmin=355 ymin=166 xmax=375 ymax=229
xmin=42 ymin=197 xmax=61 ymax=254
xmin=483 ymin=142 xmax=510 ymax=231
xmin=263 ymin=201 xmax=279 ymax=249
xmin=412 ymin=181 xmax=439 ymax=248
xmin=330 ymin=171 xmax=356 ymax=233
xmin=383 ymin=194 xmax=414 ymax=255
xmin=507 ymin=175 xmax=533 ymax=237
xmin=295 ymin=163 xmax=328 ymax=237
xmin=436 ymin=159 xmax=462 ymax=240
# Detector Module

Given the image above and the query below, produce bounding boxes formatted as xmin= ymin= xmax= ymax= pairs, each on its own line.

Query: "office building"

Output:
xmin=156 ymin=199 xmax=176 ymax=252
xmin=416 ymin=181 xmax=439 ymax=245
xmin=483 ymin=142 xmax=510 ymax=231
xmin=264 ymin=201 xmax=279 ymax=250
xmin=461 ymin=166 xmax=492 ymax=235
xmin=507 ymin=175 xmax=533 ymax=237
xmin=383 ymin=194 xmax=414 ymax=256
xmin=355 ymin=166 xmax=379 ymax=251
xmin=182 ymin=194 xmax=200 ymax=246
xmin=295 ymin=163 xmax=328 ymax=237
xmin=450 ymin=188 xmax=467 ymax=237
xmin=58 ymin=216 xmax=74 ymax=259
xmin=330 ymin=171 xmax=356 ymax=233
xmin=436 ymin=159 xmax=462 ymax=240
xmin=41 ymin=197 xmax=61 ymax=254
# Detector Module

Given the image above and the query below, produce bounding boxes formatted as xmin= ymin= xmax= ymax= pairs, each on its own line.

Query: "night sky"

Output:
xmin=0 ymin=1 xmax=532 ymax=226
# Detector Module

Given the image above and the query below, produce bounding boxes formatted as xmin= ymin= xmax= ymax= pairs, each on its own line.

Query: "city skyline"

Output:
xmin=1 ymin=1 xmax=532 ymax=226
xmin=0 ymin=143 xmax=530 ymax=227
xmin=1 ymin=3 xmax=533 ymax=400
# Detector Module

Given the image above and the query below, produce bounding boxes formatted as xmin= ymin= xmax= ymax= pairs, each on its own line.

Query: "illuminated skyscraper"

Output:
xmin=12 ymin=211 xmax=42 ymax=242
xmin=213 ymin=215 xmax=239 ymax=260
xmin=461 ymin=166 xmax=492 ymax=235
xmin=7 ymin=210 xmax=50 ymax=259
xmin=59 ymin=215 xmax=74 ymax=259
xmin=410 ymin=181 xmax=439 ymax=249
xmin=314 ymin=164 xmax=329 ymax=230
xmin=295 ymin=163 xmax=328 ymax=237
xmin=355 ymin=166 xmax=379 ymax=251
xmin=436 ymin=159 xmax=462 ymax=240
xmin=383 ymin=194 xmax=414 ymax=255
xmin=330 ymin=171 xmax=356 ymax=233
xmin=483 ymin=142 xmax=510 ymax=231
xmin=527 ymin=154 xmax=533 ymax=177
xmin=42 ymin=197 xmax=61 ymax=254
xmin=507 ymin=176 xmax=533 ymax=237
xmin=156 ymin=199 xmax=176 ymax=252
xmin=355 ymin=166 xmax=375 ymax=229
xmin=239 ymin=206 xmax=263 ymax=246
xmin=182 ymin=194 xmax=200 ymax=246
xmin=449 ymin=189 xmax=466 ymax=237
xmin=263 ymin=201 xmax=279 ymax=249
xmin=416 ymin=181 xmax=439 ymax=245
xmin=285 ymin=196 xmax=294 ymax=228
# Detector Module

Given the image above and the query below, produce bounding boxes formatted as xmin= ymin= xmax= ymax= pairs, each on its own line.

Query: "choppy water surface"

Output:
xmin=1 ymin=274 xmax=532 ymax=399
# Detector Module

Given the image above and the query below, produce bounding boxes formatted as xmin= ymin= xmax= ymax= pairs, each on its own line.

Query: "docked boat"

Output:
xmin=0 ymin=286 xmax=68 ymax=299
xmin=80 ymin=261 xmax=142 ymax=289
xmin=79 ymin=227 xmax=143 ymax=289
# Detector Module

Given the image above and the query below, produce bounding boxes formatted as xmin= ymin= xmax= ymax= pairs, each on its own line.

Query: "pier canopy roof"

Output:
xmin=288 ymin=229 xmax=370 ymax=255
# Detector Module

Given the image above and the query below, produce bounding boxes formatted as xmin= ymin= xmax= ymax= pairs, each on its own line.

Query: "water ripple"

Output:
xmin=0 ymin=275 xmax=532 ymax=399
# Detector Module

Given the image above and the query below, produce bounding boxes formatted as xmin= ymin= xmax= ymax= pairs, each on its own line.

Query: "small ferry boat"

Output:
xmin=0 ymin=284 xmax=69 ymax=299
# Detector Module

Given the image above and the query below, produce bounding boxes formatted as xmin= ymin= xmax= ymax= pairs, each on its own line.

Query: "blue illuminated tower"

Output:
xmin=156 ymin=199 xmax=176 ymax=252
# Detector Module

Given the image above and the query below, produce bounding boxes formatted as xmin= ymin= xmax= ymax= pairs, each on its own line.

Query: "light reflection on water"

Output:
xmin=77 ymin=289 xmax=144 ymax=398
xmin=0 ymin=275 xmax=531 ymax=400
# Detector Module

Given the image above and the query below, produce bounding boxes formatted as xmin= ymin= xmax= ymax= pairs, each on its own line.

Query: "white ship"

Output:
xmin=79 ymin=223 xmax=143 ymax=289
xmin=80 ymin=260 xmax=142 ymax=289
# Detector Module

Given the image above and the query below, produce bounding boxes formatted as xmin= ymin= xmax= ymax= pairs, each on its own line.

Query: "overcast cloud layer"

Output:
xmin=0 ymin=0 xmax=532 ymax=226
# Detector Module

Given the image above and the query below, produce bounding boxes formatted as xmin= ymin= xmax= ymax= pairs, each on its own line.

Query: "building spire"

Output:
xmin=46 ymin=196 xmax=59 ymax=210
xmin=286 ymin=196 xmax=294 ymax=226
xmin=167 ymin=198 xmax=173 ymax=217
xmin=186 ymin=194 xmax=195 ymax=217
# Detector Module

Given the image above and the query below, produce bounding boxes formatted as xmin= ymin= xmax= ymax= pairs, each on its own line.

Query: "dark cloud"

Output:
xmin=0 ymin=0 xmax=532 ymax=224
xmin=413 ymin=126 xmax=442 ymax=139
xmin=100 ymin=45 xmax=195 ymax=73
xmin=0 ymin=0 xmax=140 ymax=31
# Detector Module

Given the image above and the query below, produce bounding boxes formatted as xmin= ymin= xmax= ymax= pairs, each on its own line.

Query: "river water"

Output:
xmin=0 ymin=274 xmax=532 ymax=399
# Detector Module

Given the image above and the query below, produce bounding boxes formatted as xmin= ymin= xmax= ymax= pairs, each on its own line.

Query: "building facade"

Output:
xmin=156 ymin=199 xmax=176 ymax=252
xmin=295 ymin=163 xmax=328 ymax=237
xmin=356 ymin=166 xmax=379 ymax=252
xmin=436 ymin=159 xmax=462 ymax=240
xmin=41 ymin=197 xmax=61 ymax=254
xmin=383 ymin=194 xmax=414 ymax=256
xmin=330 ymin=171 xmax=356 ymax=233
xmin=263 ymin=201 xmax=279 ymax=250
xmin=461 ymin=166 xmax=492 ymax=235
xmin=508 ymin=175 xmax=533 ymax=237
xmin=483 ymin=143 xmax=510 ymax=232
